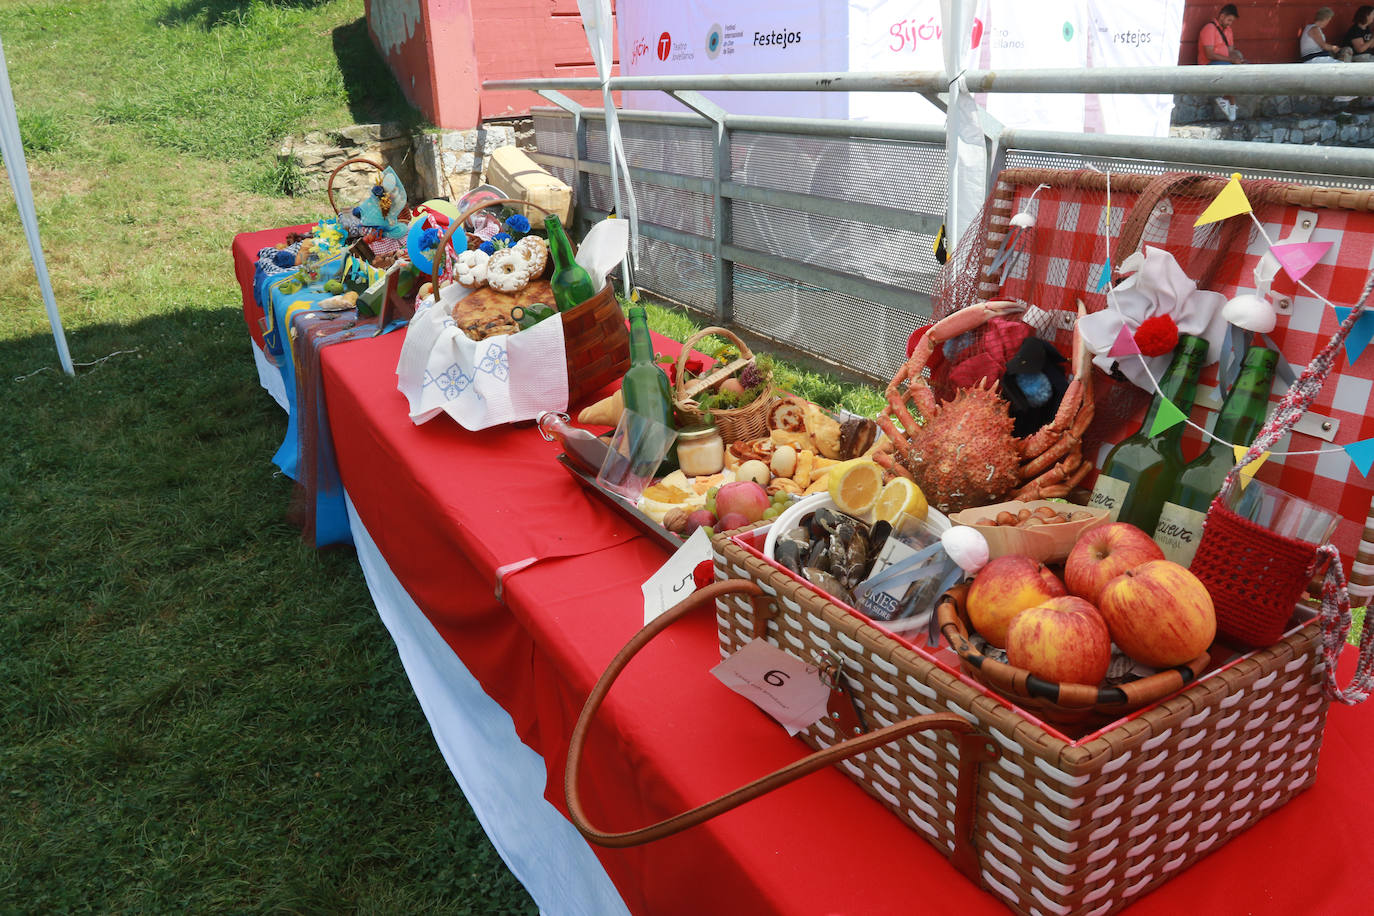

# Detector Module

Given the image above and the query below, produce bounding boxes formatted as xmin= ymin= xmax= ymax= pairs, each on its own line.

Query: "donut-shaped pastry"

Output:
xmin=486 ymin=248 xmax=532 ymax=293
xmin=455 ymin=250 xmax=490 ymax=287
xmin=513 ymin=236 xmax=549 ymax=277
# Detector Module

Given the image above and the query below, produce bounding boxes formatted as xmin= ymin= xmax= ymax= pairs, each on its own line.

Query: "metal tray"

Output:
xmin=556 ymin=454 xmax=684 ymax=551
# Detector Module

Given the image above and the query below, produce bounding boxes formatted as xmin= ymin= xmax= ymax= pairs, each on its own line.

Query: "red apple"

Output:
xmin=714 ymin=481 xmax=769 ymax=523
xmin=715 ymin=512 xmax=751 ymax=532
xmin=1007 ymin=596 xmax=1113 ymax=686
xmin=966 ymin=555 xmax=1067 ymax=648
xmin=683 ymin=509 xmax=716 ymax=537
xmin=1098 ymin=560 xmax=1216 ymax=668
xmin=1064 ymin=522 xmax=1164 ymax=606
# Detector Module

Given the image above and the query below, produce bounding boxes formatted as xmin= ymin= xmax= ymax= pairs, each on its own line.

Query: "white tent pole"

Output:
xmin=0 ymin=34 xmax=73 ymax=376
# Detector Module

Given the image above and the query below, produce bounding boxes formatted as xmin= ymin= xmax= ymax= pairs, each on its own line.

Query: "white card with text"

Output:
xmin=641 ymin=527 xmax=713 ymax=625
xmin=711 ymin=638 xmax=830 ymax=735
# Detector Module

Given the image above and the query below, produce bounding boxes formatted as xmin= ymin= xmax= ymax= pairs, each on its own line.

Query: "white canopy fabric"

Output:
xmin=0 ymin=34 xmax=72 ymax=376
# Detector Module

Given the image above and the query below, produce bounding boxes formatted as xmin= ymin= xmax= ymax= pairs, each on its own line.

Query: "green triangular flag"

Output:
xmin=1148 ymin=398 xmax=1187 ymax=437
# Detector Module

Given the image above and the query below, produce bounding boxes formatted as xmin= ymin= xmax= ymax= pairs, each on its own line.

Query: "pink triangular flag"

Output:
xmin=1109 ymin=324 xmax=1140 ymax=357
xmin=1270 ymin=241 xmax=1332 ymax=282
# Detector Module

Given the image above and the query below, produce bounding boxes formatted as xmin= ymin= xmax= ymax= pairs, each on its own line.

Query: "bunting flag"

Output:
xmin=1232 ymin=446 xmax=1271 ymax=489
xmin=1096 ymin=260 xmax=1111 ymax=291
xmin=1109 ymin=323 xmax=1140 ymax=357
xmin=1194 ymin=173 xmax=1252 ymax=227
xmin=1333 ymin=307 xmax=1374 ymax=365
xmin=1148 ymin=398 xmax=1187 ymax=437
xmin=1346 ymin=438 xmax=1374 ymax=477
xmin=1270 ymin=240 xmax=1333 ymax=282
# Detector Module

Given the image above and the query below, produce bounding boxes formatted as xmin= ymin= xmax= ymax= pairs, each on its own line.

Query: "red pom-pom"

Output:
xmin=1134 ymin=314 xmax=1179 ymax=357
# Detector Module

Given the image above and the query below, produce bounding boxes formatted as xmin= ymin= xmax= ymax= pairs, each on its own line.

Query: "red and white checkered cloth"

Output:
xmin=990 ymin=179 xmax=1374 ymax=570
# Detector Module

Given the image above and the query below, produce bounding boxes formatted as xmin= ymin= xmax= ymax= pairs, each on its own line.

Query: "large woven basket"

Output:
xmin=673 ymin=326 xmax=775 ymax=443
xmin=432 ymin=198 xmax=630 ymax=407
xmin=710 ymin=526 xmax=1328 ymax=916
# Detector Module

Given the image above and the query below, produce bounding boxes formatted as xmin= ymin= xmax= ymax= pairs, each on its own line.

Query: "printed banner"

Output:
xmin=1086 ymin=0 xmax=1185 ymax=137
xmin=618 ymin=1 xmax=849 ymax=118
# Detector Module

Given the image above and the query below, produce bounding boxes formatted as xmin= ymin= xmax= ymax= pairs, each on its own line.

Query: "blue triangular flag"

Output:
xmin=1333 ymin=307 xmax=1374 ymax=365
xmin=1346 ymin=438 xmax=1374 ymax=476
xmin=1096 ymin=261 xmax=1111 ymax=291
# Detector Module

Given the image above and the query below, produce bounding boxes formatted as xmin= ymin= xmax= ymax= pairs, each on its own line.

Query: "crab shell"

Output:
xmin=455 ymin=250 xmax=490 ymax=287
xmin=514 ymin=236 xmax=549 ymax=277
xmin=486 ymin=249 xmax=533 ymax=293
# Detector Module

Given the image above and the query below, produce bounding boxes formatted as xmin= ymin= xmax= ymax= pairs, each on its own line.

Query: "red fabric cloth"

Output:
xmin=235 ymin=233 xmax=1374 ymax=915
xmin=317 ymin=332 xmax=1374 ymax=916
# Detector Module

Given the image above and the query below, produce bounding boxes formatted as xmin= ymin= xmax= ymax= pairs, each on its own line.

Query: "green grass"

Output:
xmin=0 ymin=1 xmax=533 ymax=912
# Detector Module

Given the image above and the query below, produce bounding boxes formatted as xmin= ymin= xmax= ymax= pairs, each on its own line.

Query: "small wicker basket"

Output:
xmin=672 ymin=326 xmax=775 ymax=444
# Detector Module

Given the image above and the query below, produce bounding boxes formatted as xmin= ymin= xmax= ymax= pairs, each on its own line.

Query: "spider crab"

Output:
xmin=874 ymin=300 xmax=1095 ymax=514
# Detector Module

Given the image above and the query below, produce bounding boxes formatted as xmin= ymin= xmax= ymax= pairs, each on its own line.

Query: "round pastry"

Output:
xmin=486 ymin=248 xmax=533 ymax=293
xmin=455 ymin=250 xmax=490 ymax=288
xmin=514 ymin=236 xmax=549 ymax=277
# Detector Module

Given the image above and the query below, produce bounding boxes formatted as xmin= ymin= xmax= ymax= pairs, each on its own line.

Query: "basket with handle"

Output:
xmin=430 ymin=198 xmax=630 ymax=407
xmin=673 ymin=326 xmax=775 ymax=443
xmin=326 ymin=156 xmax=410 ymax=264
xmin=704 ymin=522 xmax=1331 ymax=916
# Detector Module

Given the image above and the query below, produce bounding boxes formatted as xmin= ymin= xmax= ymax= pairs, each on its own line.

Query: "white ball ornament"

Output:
xmin=1222 ymin=294 xmax=1278 ymax=333
xmin=941 ymin=525 xmax=991 ymax=575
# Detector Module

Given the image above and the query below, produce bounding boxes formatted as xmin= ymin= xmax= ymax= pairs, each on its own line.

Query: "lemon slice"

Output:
xmin=875 ymin=477 xmax=929 ymax=525
xmin=828 ymin=458 xmax=884 ymax=516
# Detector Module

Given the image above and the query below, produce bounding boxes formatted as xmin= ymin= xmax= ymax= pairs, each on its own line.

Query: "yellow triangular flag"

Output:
xmin=1194 ymin=173 xmax=1252 ymax=227
xmin=1232 ymin=445 xmax=1270 ymax=489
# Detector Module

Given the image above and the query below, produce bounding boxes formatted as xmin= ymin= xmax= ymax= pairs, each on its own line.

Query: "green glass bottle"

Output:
xmin=545 ymin=215 xmax=598 ymax=312
xmin=1087 ymin=334 xmax=1208 ymax=533
xmin=621 ymin=306 xmax=678 ymax=473
xmin=1153 ymin=345 xmax=1278 ymax=566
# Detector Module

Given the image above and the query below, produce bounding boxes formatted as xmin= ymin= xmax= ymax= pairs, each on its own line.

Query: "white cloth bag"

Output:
xmin=396 ymin=284 xmax=570 ymax=429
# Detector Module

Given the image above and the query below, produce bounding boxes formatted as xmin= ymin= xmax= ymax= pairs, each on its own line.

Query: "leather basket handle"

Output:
xmin=565 ymin=578 xmax=997 ymax=880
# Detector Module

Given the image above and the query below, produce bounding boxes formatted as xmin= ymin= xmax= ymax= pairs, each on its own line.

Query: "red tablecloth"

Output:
xmin=233 ymin=229 xmax=1373 ymax=915
xmin=318 ymin=330 xmax=1373 ymax=916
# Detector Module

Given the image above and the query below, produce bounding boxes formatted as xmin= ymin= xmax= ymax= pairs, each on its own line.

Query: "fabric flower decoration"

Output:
xmin=419 ymin=227 xmax=442 ymax=250
xmin=504 ymin=213 xmax=531 ymax=235
xmin=1078 ymin=246 xmax=1228 ymax=392
xmin=492 ymin=232 xmax=514 ymax=250
xmin=479 ymin=241 xmax=496 ymax=255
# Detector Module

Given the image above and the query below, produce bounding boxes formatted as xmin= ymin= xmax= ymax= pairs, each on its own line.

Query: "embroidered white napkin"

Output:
xmin=396 ymin=284 xmax=569 ymax=429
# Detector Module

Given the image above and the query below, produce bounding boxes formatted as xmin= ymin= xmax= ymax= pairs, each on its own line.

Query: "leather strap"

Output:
xmin=1113 ymin=171 xmax=1252 ymax=292
xmin=565 ymin=578 xmax=997 ymax=869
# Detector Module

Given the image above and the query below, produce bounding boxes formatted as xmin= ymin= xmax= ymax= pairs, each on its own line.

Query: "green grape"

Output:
xmin=762 ymin=507 xmax=782 ymax=519
xmin=701 ymin=526 xmax=714 ymax=537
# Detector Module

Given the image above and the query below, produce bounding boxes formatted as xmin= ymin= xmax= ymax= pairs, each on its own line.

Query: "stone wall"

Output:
xmin=1170 ymin=95 xmax=1374 ymax=146
xmin=277 ymin=123 xmax=518 ymax=204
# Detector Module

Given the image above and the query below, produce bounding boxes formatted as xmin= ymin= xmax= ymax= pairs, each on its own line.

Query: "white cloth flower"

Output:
xmin=1077 ymin=246 xmax=1229 ymax=392
xmin=456 ymin=250 xmax=490 ymax=287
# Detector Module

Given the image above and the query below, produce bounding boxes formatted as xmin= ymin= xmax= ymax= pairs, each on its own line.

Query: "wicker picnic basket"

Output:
xmin=673 ymin=326 xmax=775 ymax=443
xmin=707 ymin=531 xmax=1329 ymax=916
xmin=432 ymin=198 xmax=630 ymax=407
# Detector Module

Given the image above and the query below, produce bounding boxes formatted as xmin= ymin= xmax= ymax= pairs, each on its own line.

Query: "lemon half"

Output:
xmin=874 ymin=477 xmax=929 ymax=525
xmin=828 ymin=458 xmax=884 ymax=516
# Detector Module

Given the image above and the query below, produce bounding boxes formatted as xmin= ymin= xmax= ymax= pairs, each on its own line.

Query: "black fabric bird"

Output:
xmin=1002 ymin=336 xmax=1070 ymax=438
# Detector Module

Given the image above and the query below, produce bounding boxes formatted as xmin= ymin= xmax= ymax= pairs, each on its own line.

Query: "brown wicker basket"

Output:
xmin=432 ymin=197 xmax=629 ymax=407
xmin=706 ymin=526 xmax=1329 ymax=916
xmin=673 ymin=326 xmax=775 ymax=443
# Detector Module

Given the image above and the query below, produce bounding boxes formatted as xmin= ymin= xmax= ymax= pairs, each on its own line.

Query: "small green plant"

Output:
xmin=253 ymin=156 xmax=308 ymax=197
xmin=17 ymin=109 xmax=73 ymax=154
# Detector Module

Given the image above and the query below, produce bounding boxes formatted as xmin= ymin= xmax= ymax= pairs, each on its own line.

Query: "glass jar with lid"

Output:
xmin=675 ymin=424 xmax=725 ymax=477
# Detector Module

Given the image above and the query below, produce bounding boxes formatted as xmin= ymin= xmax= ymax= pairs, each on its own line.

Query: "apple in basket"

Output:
xmin=714 ymin=481 xmax=770 ymax=524
xmin=1006 ymin=596 xmax=1113 ymax=687
xmin=1063 ymin=522 xmax=1164 ymax=606
xmin=1098 ymin=560 xmax=1216 ymax=668
xmin=966 ymin=555 xmax=1067 ymax=648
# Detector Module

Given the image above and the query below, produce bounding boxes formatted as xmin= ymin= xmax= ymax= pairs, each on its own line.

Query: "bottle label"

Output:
xmin=1154 ymin=501 xmax=1209 ymax=567
xmin=1088 ymin=475 xmax=1131 ymax=522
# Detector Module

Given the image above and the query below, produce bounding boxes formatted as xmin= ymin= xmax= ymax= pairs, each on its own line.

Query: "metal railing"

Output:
xmin=488 ymin=66 xmax=1374 ymax=382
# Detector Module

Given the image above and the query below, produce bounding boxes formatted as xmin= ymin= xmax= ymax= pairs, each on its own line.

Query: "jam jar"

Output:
xmin=675 ymin=425 xmax=725 ymax=477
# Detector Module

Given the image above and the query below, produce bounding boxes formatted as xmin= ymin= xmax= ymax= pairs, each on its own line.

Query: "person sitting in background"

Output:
xmin=1300 ymin=7 xmax=1353 ymax=61
xmin=1343 ymin=6 xmax=1374 ymax=61
xmin=1197 ymin=5 xmax=1243 ymax=121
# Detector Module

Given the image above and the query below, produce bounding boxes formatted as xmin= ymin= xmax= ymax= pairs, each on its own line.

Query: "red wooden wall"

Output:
xmin=365 ymin=0 xmax=617 ymax=130
xmin=1180 ymin=1 xmax=1366 ymax=65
